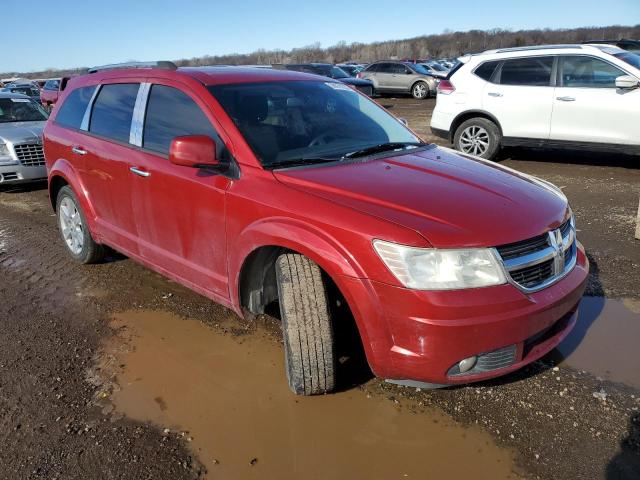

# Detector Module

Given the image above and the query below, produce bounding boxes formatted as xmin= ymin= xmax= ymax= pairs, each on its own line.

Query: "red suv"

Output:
xmin=44 ymin=62 xmax=589 ymax=395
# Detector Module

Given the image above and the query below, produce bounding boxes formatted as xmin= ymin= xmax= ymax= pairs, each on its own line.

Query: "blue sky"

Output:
xmin=3 ymin=0 xmax=639 ymax=72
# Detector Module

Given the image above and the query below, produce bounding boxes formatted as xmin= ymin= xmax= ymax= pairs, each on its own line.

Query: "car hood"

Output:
xmin=0 ymin=121 xmax=45 ymax=145
xmin=337 ymin=77 xmax=374 ymax=87
xmin=273 ymin=146 xmax=570 ymax=248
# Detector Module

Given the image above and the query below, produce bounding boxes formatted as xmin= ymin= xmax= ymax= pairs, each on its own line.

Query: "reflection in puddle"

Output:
xmin=100 ymin=311 xmax=518 ymax=479
xmin=552 ymin=297 xmax=640 ymax=388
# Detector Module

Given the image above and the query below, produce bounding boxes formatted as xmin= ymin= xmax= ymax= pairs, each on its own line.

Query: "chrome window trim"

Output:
xmin=80 ymin=85 xmax=101 ymax=131
xmin=130 ymin=82 xmax=151 ymax=147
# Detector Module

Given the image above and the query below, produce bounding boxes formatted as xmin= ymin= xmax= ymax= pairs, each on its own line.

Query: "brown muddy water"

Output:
xmin=98 ymin=311 xmax=519 ymax=480
xmin=553 ymin=296 xmax=640 ymax=388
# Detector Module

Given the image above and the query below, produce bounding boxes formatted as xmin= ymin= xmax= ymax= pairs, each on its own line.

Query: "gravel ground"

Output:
xmin=0 ymin=97 xmax=639 ymax=479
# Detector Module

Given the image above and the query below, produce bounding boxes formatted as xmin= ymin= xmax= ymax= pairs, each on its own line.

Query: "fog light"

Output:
xmin=458 ymin=356 xmax=477 ymax=373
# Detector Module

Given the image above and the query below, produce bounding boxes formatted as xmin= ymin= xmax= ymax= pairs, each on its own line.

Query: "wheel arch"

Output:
xmin=449 ymin=110 xmax=503 ymax=142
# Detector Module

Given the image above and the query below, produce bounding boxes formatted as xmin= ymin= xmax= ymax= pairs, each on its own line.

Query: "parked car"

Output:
xmin=41 ymin=77 xmax=70 ymax=111
xmin=1 ymin=84 xmax=41 ymax=104
xmin=44 ymin=61 xmax=588 ymax=395
xmin=0 ymin=93 xmax=49 ymax=185
xmin=357 ymin=61 xmax=438 ymax=99
xmin=336 ymin=63 xmax=365 ymax=77
xmin=430 ymin=44 xmax=640 ymax=159
xmin=583 ymin=39 xmax=640 ymax=54
xmin=279 ymin=63 xmax=373 ymax=96
xmin=418 ymin=62 xmax=449 ymax=79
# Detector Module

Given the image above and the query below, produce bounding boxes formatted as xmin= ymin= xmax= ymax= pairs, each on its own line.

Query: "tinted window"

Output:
xmin=562 ymin=56 xmax=626 ymax=88
xmin=89 ymin=83 xmax=139 ymax=143
xmin=614 ymin=52 xmax=640 ymax=69
xmin=499 ymin=56 xmax=554 ymax=86
xmin=410 ymin=64 xmax=429 ymax=75
xmin=143 ymin=85 xmax=219 ymax=155
xmin=364 ymin=63 xmax=379 ymax=72
xmin=474 ymin=61 xmax=499 ymax=82
xmin=55 ymin=86 xmax=97 ymax=129
xmin=0 ymin=98 xmax=48 ymax=123
xmin=377 ymin=63 xmax=395 ymax=74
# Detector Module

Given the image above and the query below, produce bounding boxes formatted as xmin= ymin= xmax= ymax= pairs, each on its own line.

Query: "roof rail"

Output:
xmin=87 ymin=61 xmax=178 ymax=74
xmin=492 ymin=44 xmax=583 ymax=54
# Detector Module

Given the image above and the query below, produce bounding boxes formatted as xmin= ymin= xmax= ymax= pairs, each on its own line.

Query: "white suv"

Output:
xmin=430 ymin=44 xmax=640 ymax=159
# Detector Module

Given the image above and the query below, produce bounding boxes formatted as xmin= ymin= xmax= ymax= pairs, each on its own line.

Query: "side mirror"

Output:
xmin=169 ymin=135 xmax=220 ymax=168
xmin=615 ymin=75 xmax=639 ymax=90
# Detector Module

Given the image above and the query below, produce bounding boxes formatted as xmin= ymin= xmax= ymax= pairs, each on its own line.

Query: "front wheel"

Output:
xmin=453 ymin=117 xmax=501 ymax=159
xmin=411 ymin=81 xmax=429 ymax=100
xmin=56 ymin=186 xmax=104 ymax=264
xmin=275 ymin=253 xmax=336 ymax=395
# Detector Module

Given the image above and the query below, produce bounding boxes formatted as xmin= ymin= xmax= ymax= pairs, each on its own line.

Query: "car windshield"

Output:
xmin=318 ymin=66 xmax=350 ymax=79
xmin=614 ymin=52 xmax=640 ymax=69
xmin=0 ymin=97 xmax=48 ymax=123
xmin=410 ymin=64 xmax=429 ymax=75
xmin=208 ymin=80 xmax=422 ymax=168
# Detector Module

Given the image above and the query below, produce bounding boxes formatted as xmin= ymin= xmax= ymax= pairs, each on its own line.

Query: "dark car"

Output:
xmin=336 ymin=64 xmax=365 ymax=77
xmin=279 ymin=63 xmax=374 ymax=96
xmin=1 ymin=84 xmax=41 ymax=104
xmin=583 ymin=39 xmax=640 ymax=53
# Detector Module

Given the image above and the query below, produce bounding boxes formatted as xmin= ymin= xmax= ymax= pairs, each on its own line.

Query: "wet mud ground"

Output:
xmin=0 ymin=98 xmax=639 ymax=479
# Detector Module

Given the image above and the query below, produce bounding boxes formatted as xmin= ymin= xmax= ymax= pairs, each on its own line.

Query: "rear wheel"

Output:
xmin=453 ymin=117 xmax=501 ymax=159
xmin=275 ymin=253 xmax=336 ymax=395
xmin=56 ymin=186 xmax=104 ymax=264
xmin=411 ymin=81 xmax=429 ymax=100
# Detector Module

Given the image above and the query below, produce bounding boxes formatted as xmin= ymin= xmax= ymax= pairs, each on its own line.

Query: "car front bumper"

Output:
xmin=340 ymin=242 xmax=589 ymax=386
xmin=0 ymin=164 xmax=47 ymax=184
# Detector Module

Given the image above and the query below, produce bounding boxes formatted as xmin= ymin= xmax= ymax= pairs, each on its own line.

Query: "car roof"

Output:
xmin=0 ymin=91 xmax=34 ymax=99
xmin=460 ymin=43 xmax=623 ymax=63
xmin=71 ymin=65 xmax=333 ymax=87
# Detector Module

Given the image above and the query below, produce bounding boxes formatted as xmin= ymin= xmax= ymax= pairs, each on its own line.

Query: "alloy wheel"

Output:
xmin=459 ymin=125 xmax=490 ymax=156
xmin=59 ymin=197 xmax=84 ymax=255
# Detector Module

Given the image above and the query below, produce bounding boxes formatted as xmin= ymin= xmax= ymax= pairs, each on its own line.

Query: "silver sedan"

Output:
xmin=0 ymin=92 xmax=48 ymax=185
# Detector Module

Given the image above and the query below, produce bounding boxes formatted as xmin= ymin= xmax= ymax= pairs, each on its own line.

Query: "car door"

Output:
xmin=391 ymin=64 xmax=414 ymax=91
xmin=550 ymin=55 xmax=640 ymax=146
xmin=78 ymin=81 xmax=141 ymax=254
xmin=482 ymin=56 xmax=555 ymax=139
xmin=127 ymin=81 xmax=231 ymax=299
xmin=373 ymin=63 xmax=398 ymax=92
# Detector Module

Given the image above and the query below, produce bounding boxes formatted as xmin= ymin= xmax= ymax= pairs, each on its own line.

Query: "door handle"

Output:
xmin=129 ymin=166 xmax=151 ymax=178
xmin=487 ymin=92 xmax=503 ymax=97
xmin=556 ymin=96 xmax=576 ymax=102
xmin=71 ymin=146 xmax=87 ymax=155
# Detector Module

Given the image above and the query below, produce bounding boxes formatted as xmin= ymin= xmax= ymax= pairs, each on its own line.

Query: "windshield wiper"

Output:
xmin=267 ymin=156 xmax=340 ymax=170
xmin=343 ymin=142 xmax=425 ymax=159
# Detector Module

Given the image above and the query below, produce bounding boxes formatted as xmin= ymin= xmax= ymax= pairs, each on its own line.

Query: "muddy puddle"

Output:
xmin=98 ymin=310 xmax=519 ymax=479
xmin=553 ymin=296 xmax=640 ymax=388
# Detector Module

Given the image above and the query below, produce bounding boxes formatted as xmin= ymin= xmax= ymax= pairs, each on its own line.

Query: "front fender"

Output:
xmin=48 ymin=159 xmax=100 ymax=240
xmin=229 ymin=216 xmax=368 ymax=309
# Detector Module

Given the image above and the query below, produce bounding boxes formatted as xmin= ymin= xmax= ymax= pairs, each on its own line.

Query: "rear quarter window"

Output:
xmin=473 ymin=61 xmax=500 ymax=82
xmin=55 ymin=86 xmax=97 ymax=130
xmin=89 ymin=83 xmax=140 ymax=144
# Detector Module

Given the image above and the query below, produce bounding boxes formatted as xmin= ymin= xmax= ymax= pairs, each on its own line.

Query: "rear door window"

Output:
xmin=498 ymin=56 xmax=554 ymax=86
xmin=55 ymin=85 xmax=97 ymax=130
xmin=561 ymin=56 xmax=626 ymax=88
xmin=89 ymin=83 xmax=140 ymax=143
xmin=143 ymin=85 xmax=220 ymax=156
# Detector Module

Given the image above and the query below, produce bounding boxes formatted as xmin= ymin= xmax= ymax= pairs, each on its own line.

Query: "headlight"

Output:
xmin=0 ymin=142 xmax=17 ymax=165
xmin=373 ymin=240 xmax=506 ymax=290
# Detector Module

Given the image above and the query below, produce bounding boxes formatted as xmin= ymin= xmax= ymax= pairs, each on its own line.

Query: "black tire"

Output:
xmin=56 ymin=186 xmax=105 ymax=264
xmin=275 ymin=253 xmax=335 ymax=395
xmin=453 ymin=117 xmax=501 ymax=160
xmin=411 ymin=81 xmax=429 ymax=100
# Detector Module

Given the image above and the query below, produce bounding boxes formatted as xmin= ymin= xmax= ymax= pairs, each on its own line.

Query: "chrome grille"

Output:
xmin=14 ymin=143 xmax=45 ymax=167
xmin=496 ymin=218 xmax=577 ymax=292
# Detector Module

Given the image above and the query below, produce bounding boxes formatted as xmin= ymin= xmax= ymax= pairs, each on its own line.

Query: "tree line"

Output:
xmin=4 ymin=24 xmax=639 ymax=79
